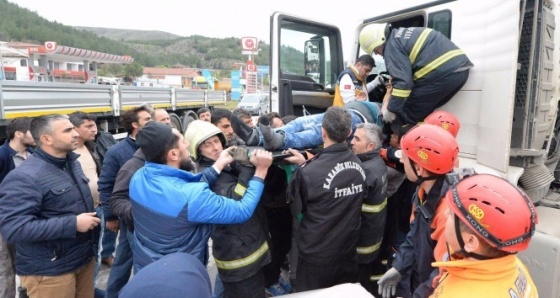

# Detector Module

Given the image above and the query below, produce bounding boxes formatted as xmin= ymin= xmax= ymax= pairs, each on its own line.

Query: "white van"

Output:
xmin=237 ymin=93 xmax=269 ymax=115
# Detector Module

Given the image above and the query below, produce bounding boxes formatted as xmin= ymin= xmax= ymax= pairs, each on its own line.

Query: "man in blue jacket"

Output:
xmin=0 ymin=117 xmax=34 ymax=183
xmin=129 ymin=122 xmax=273 ymax=271
xmin=0 ymin=116 xmax=34 ymax=298
xmin=0 ymin=114 xmax=101 ymax=298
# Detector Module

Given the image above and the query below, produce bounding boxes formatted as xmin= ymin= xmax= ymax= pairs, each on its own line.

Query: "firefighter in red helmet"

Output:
xmin=430 ymin=174 xmax=538 ymax=297
xmin=378 ymin=124 xmax=459 ymax=298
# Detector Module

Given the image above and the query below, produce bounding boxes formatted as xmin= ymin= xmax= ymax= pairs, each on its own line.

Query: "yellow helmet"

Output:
xmin=184 ymin=120 xmax=226 ymax=161
xmin=359 ymin=23 xmax=390 ymax=55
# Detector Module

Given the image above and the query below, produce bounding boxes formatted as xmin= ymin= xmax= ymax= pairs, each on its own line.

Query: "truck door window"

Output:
xmin=390 ymin=15 xmax=426 ymax=30
xmin=279 ymin=21 xmax=339 ymax=90
xmin=428 ymin=10 xmax=452 ymax=38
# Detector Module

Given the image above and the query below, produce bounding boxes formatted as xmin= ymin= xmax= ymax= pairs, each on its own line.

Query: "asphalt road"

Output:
xmin=95 ymin=240 xmax=219 ymax=291
xmin=15 ymin=239 xmax=219 ymax=296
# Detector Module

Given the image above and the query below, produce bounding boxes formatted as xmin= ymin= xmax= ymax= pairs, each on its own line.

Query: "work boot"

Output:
xmin=230 ymin=114 xmax=260 ymax=146
xmin=258 ymin=115 xmax=285 ymax=151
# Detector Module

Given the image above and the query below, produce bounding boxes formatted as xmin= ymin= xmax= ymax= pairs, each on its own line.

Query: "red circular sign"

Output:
xmin=247 ymin=64 xmax=256 ymax=72
xmin=245 ymin=39 xmax=254 ymax=49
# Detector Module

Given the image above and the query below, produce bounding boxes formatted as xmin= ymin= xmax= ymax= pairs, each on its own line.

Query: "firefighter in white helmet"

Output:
xmin=359 ymin=23 xmax=473 ymax=130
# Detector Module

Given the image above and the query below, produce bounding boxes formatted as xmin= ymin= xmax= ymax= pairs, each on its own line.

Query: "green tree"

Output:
xmin=123 ymin=62 xmax=143 ymax=80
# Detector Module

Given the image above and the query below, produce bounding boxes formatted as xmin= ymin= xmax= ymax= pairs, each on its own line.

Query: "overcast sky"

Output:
xmin=10 ymin=0 xmax=425 ymax=56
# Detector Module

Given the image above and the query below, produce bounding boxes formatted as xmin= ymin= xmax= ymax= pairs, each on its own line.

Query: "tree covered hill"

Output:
xmin=0 ymin=0 xmax=270 ymax=71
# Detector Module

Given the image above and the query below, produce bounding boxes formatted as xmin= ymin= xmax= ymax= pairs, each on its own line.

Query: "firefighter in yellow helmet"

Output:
xmin=359 ymin=23 xmax=473 ymax=130
xmin=184 ymin=120 xmax=274 ymax=297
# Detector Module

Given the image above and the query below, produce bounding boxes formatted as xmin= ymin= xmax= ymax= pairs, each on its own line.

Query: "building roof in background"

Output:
xmin=6 ymin=41 xmax=40 ymax=49
xmin=143 ymin=67 xmax=199 ymax=77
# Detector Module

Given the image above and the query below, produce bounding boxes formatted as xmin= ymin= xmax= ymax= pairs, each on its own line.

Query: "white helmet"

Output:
xmin=360 ymin=23 xmax=390 ymax=55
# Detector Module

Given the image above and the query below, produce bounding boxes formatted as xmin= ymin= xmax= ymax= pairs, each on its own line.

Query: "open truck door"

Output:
xmin=269 ymin=12 xmax=344 ymax=117
xmin=271 ymin=1 xmax=560 ymax=296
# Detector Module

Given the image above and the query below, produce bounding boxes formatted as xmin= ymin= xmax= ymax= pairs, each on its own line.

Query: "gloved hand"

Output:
xmin=376 ymin=74 xmax=386 ymax=86
xmin=378 ymin=267 xmax=402 ymax=298
xmin=229 ymin=147 xmax=254 ymax=167
xmin=382 ymin=109 xmax=397 ymax=123
xmin=369 ymin=75 xmax=385 ymax=89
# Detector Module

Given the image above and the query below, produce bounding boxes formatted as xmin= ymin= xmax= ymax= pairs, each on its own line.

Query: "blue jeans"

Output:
xmin=94 ymin=207 xmax=103 ymax=282
xmin=212 ymin=274 xmax=224 ymax=298
xmin=100 ymin=213 xmax=117 ymax=259
xmin=105 ymin=220 xmax=134 ymax=298
xmin=276 ymin=112 xmax=363 ymax=149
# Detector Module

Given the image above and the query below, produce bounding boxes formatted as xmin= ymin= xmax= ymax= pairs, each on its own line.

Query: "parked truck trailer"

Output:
xmin=0 ymin=81 xmax=226 ymax=140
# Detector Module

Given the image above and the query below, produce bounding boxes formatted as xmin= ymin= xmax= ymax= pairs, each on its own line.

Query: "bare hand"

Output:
xmin=283 ymin=148 xmax=306 ymax=165
xmin=381 ymin=96 xmax=394 ymax=123
xmin=215 ymin=146 xmax=236 ymax=170
xmin=76 ymin=212 xmax=101 ymax=233
xmin=385 ymin=78 xmax=393 ymax=93
xmin=105 ymin=219 xmax=119 ymax=232
xmin=250 ymin=149 xmax=273 ymax=172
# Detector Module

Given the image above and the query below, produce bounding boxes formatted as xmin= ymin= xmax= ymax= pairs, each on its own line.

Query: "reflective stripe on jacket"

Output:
xmin=384 ymin=27 xmax=473 ymax=111
xmin=356 ymin=149 xmax=388 ymax=264
xmin=199 ymin=157 xmax=271 ymax=283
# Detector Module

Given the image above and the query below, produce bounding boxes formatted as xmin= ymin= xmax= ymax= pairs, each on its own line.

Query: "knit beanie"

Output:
xmin=136 ymin=121 xmax=174 ymax=161
xmin=119 ymin=253 xmax=212 ymax=298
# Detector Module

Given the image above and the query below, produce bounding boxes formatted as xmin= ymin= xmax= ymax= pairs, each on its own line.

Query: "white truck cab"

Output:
xmin=270 ymin=0 xmax=560 ymax=296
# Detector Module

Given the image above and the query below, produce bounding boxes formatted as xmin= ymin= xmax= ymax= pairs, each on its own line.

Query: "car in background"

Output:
xmin=236 ymin=93 xmax=269 ymax=115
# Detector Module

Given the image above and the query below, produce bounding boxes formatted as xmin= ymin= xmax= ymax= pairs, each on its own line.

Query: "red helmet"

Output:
xmin=400 ymin=124 xmax=459 ymax=174
xmin=446 ymin=174 xmax=537 ymax=253
xmin=424 ymin=110 xmax=460 ymax=137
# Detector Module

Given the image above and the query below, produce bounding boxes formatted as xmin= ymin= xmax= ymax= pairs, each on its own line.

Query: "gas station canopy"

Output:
xmin=27 ymin=41 xmax=133 ymax=64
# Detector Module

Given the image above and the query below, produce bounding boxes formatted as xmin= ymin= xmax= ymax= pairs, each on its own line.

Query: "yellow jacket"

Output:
xmin=333 ymin=65 xmax=367 ymax=107
xmin=431 ymin=255 xmax=537 ymax=298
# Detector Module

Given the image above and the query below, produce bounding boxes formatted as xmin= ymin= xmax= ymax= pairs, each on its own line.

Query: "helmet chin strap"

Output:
xmin=409 ymin=159 xmax=438 ymax=185
xmin=450 ymin=215 xmax=492 ymax=260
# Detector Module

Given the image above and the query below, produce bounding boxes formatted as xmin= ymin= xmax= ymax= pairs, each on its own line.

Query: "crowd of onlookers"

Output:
xmin=0 ymin=105 xmax=332 ymax=298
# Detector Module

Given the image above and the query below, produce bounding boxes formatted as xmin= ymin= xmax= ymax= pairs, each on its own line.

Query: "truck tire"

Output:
xmin=169 ymin=113 xmax=183 ymax=133
xmin=182 ymin=110 xmax=198 ymax=131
